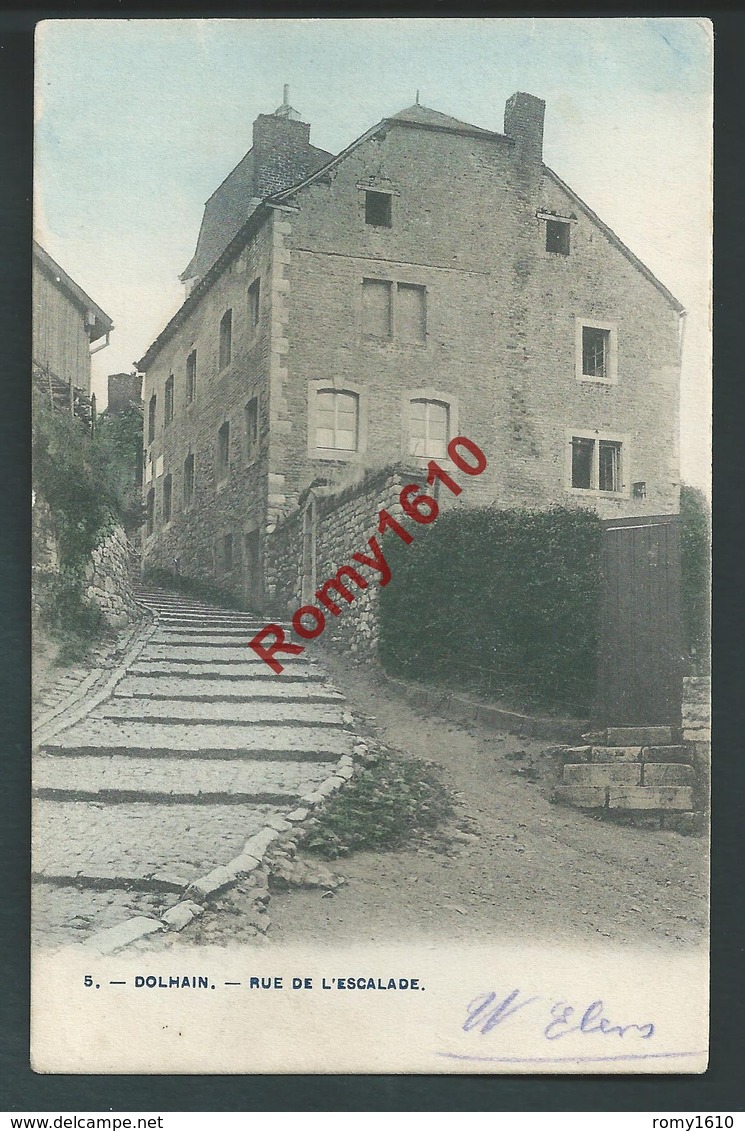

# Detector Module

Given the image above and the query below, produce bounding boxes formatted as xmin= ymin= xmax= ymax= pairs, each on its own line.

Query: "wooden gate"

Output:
xmin=595 ymin=514 xmax=684 ymax=727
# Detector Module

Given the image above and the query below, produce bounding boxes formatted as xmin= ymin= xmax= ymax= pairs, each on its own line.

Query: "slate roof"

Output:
xmin=181 ymin=140 xmax=333 ymax=282
xmin=389 ymin=103 xmax=504 ymax=138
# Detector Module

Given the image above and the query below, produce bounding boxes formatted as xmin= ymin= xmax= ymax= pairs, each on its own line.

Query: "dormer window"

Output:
xmin=365 ymin=190 xmax=392 ymax=228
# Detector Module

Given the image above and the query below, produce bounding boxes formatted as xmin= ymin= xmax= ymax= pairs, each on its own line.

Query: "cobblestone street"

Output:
xmin=32 ymin=590 xmax=356 ymax=949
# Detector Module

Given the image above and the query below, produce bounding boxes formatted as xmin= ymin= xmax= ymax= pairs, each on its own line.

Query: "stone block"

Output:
xmin=555 ymin=745 xmax=592 ymax=763
xmin=683 ymin=726 xmax=711 ymax=743
xmin=243 ymin=826 xmax=281 ymax=859
xmin=641 ymin=745 xmax=690 ymax=763
xmin=643 ymin=762 xmax=695 ymax=786
xmin=606 ymin=726 xmax=673 ymax=746
xmin=84 ymin=916 xmax=163 ymax=955
xmin=592 ymin=746 xmax=642 ymax=763
xmin=286 ymin=807 xmax=309 ymax=823
xmin=552 ymin=785 xmax=607 ymax=809
xmin=162 ymin=900 xmax=204 ymax=931
xmin=607 ymin=786 xmax=694 ymax=811
xmin=187 ymin=865 xmax=235 ymax=899
xmin=564 ymin=762 xmax=641 ymax=786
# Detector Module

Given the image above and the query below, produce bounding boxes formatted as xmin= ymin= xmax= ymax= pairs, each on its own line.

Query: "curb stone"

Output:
xmin=33 ymin=615 xmax=149 ymax=728
xmin=79 ymin=748 xmax=362 ymax=954
xmin=33 ymin=613 xmax=158 ymax=749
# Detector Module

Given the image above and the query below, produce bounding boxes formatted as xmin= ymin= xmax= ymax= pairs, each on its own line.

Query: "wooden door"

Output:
xmin=595 ymin=515 xmax=684 ymax=726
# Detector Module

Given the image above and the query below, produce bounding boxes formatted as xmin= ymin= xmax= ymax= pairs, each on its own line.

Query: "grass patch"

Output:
xmin=302 ymin=749 xmax=453 ymax=860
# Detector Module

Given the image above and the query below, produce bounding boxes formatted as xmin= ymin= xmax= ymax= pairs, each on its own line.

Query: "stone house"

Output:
xmin=137 ymin=90 xmax=684 ymax=613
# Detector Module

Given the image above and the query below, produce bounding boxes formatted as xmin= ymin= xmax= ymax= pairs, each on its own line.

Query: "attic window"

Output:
xmin=365 ymin=190 xmax=392 ymax=228
xmin=546 ymin=219 xmax=570 ymax=256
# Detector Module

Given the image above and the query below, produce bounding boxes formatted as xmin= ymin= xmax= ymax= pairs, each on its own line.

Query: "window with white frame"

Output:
xmin=576 ymin=319 xmax=617 ymax=383
xmin=409 ymin=398 xmax=449 ymax=458
xmin=315 ymin=389 xmax=359 ymax=452
xmin=570 ymin=434 xmax=624 ymax=493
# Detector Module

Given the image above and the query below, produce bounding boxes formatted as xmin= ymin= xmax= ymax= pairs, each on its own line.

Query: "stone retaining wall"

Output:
xmin=84 ymin=524 xmax=141 ymax=629
xmin=682 ymin=675 xmax=711 ymax=807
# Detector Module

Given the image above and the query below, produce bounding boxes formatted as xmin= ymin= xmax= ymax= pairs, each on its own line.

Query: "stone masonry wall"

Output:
xmin=84 ymin=524 xmax=140 ymax=629
xmin=682 ymin=675 xmax=711 ymax=809
xmin=265 ymin=466 xmax=416 ymax=656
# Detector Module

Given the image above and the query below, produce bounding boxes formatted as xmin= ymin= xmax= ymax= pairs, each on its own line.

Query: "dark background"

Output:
xmin=2 ymin=3 xmax=742 ymax=1113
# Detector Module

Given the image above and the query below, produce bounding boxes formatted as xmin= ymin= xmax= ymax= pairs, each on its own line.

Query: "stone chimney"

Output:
xmin=504 ymin=92 xmax=546 ymax=162
xmin=252 ymin=86 xmax=314 ymax=198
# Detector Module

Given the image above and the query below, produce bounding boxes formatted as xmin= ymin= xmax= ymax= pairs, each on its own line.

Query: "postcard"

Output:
xmin=31 ymin=16 xmax=712 ymax=1075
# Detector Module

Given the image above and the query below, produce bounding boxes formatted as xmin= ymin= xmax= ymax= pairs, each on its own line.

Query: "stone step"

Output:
xmin=605 ymin=726 xmax=673 ymax=746
xmin=139 ymin=645 xmax=308 ymax=664
xmin=607 ymin=786 xmax=694 ymax=811
xmin=32 ymin=799 xmax=283 ymax=890
xmin=553 ymin=785 xmax=607 ymax=809
xmin=641 ymin=746 xmax=691 ymax=763
xmin=127 ymin=661 xmax=314 ymax=679
xmin=553 ymin=784 xmax=695 ymax=811
xmin=564 ymin=762 xmax=695 ymax=788
xmin=592 ymin=746 xmax=642 ymax=763
xmin=96 ymin=699 xmax=347 ymax=727
xmin=148 ymin=633 xmax=296 ymax=650
xmin=156 ymin=628 xmax=275 ymax=637
xmin=34 ymin=754 xmax=333 ymax=801
xmin=156 ymin=618 xmax=288 ymax=632
xmin=564 ymin=763 xmax=641 ymax=786
xmin=114 ymin=675 xmax=335 ymax=700
xmin=42 ymin=720 xmax=352 ymax=759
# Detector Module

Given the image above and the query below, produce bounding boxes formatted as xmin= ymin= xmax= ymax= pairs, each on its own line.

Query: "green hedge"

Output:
xmin=379 ymin=505 xmax=602 ymax=715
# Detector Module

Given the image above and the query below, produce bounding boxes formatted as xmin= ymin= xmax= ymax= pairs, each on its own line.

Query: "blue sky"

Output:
xmin=35 ymin=17 xmax=712 ymax=489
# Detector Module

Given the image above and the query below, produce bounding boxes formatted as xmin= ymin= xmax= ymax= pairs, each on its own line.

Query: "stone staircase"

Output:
xmin=32 ymin=587 xmax=357 ymax=949
xmin=553 ymin=724 xmax=699 ymax=829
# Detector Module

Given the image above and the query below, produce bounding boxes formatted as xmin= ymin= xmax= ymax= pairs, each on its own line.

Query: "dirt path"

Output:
xmin=188 ymin=649 xmax=707 ymax=954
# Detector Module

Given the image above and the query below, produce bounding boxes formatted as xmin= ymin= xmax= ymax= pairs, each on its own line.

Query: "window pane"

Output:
xmin=316 ymin=428 xmax=335 ymax=449
xmin=572 ymin=437 xmax=594 ymax=489
xmin=315 ymin=389 xmax=359 ymax=451
xmin=599 ymin=441 xmax=621 ymax=492
xmin=409 ymin=399 xmax=449 ymax=457
xmin=582 ymin=327 xmax=608 ymax=378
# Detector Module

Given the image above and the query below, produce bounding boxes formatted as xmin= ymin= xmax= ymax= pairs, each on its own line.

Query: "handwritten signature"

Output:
xmin=463 ymin=989 xmax=655 ymax=1041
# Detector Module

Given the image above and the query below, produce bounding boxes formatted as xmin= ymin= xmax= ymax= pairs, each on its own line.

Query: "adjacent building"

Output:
xmin=137 ymin=90 xmax=684 ymax=609
xmin=33 ymin=241 xmax=112 ymax=421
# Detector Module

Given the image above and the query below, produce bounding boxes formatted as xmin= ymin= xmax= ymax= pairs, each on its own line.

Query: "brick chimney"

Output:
xmin=252 ymin=86 xmax=314 ymax=198
xmin=504 ymin=92 xmax=546 ymax=162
